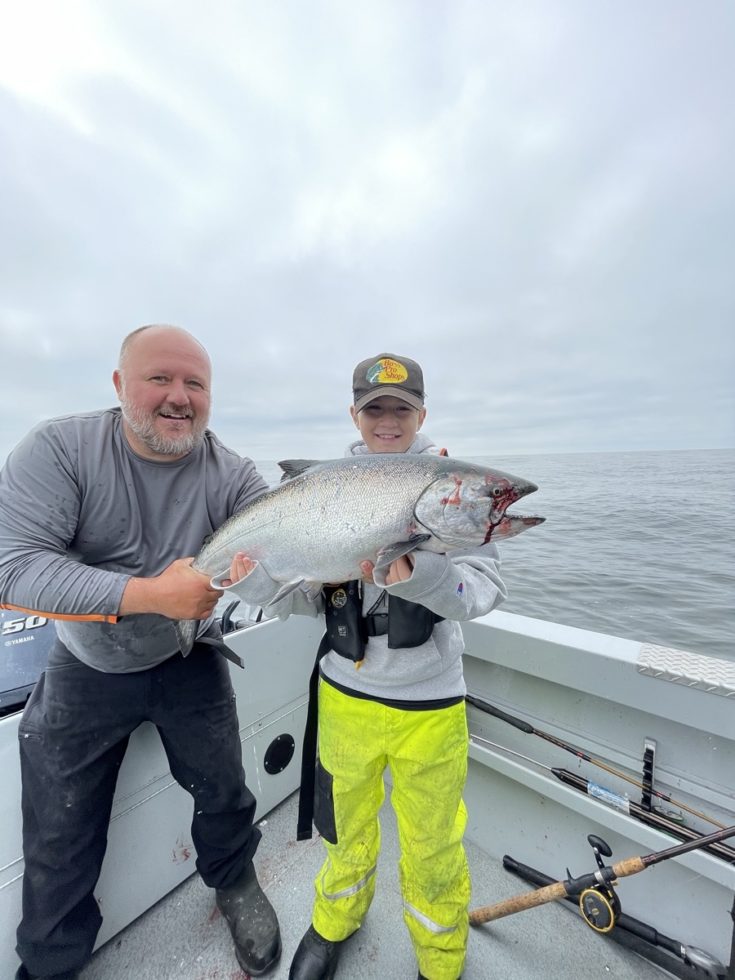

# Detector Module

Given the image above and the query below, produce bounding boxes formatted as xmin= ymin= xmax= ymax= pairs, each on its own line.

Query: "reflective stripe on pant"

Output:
xmin=312 ymin=680 xmax=470 ymax=980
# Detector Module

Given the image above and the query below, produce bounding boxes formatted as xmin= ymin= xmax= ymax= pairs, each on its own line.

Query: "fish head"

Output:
xmin=413 ymin=465 xmax=542 ymax=547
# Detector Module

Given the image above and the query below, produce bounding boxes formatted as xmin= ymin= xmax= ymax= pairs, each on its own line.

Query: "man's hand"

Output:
xmin=120 ymin=558 xmax=224 ymax=620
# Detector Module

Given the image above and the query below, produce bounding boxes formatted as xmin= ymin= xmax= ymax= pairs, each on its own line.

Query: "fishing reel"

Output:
xmin=574 ymin=835 xmax=621 ymax=933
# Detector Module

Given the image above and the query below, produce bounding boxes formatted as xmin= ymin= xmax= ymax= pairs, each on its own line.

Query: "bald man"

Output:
xmin=0 ymin=325 xmax=281 ymax=980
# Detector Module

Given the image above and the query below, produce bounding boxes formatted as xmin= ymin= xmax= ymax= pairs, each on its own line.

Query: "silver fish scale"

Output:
xmin=194 ymin=455 xmax=459 ymax=585
xmin=192 ymin=454 xmax=537 ymax=588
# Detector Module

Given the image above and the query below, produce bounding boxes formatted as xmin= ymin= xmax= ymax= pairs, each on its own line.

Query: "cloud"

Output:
xmin=0 ymin=0 xmax=733 ymax=464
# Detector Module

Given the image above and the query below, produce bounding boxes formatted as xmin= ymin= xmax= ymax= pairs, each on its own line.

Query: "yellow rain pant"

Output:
xmin=312 ymin=679 xmax=470 ymax=980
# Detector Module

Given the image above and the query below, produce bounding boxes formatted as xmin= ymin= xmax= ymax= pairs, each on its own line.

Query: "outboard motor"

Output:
xmin=0 ymin=610 xmax=55 ymax=717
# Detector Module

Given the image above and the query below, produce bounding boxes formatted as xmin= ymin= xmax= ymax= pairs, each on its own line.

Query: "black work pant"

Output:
xmin=16 ymin=637 xmax=260 ymax=977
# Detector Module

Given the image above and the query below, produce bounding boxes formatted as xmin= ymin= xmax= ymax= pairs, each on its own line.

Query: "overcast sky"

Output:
xmin=1 ymin=1 xmax=733 ymax=464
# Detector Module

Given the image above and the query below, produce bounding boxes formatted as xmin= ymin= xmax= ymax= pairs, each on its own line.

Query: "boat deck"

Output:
xmin=81 ymin=789 xmax=684 ymax=980
xmin=7 ymin=612 xmax=730 ymax=979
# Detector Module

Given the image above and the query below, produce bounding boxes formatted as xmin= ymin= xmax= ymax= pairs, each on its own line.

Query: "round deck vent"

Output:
xmin=264 ymin=733 xmax=295 ymax=774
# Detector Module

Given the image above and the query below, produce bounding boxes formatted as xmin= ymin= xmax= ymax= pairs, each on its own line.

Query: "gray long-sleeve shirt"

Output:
xmin=0 ymin=408 xmax=267 ymax=672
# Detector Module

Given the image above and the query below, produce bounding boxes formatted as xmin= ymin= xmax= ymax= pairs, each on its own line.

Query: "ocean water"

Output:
xmin=256 ymin=449 xmax=734 ymax=661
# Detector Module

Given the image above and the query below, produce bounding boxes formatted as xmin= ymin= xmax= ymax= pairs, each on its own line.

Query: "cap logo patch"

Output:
xmin=366 ymin=358 xmax=408 ymax=386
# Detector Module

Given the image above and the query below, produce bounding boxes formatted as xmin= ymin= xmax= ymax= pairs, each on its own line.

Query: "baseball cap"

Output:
xmin=352 ymin=353 xmax=425 ymax=412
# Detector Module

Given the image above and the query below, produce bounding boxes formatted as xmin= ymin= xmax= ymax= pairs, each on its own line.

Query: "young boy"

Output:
xmin=228 ymin=353 xmax=507 ymax=980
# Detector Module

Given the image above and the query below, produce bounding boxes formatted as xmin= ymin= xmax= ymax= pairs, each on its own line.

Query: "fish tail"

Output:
xmin=174 ymin=618 xmax=199 ymax=656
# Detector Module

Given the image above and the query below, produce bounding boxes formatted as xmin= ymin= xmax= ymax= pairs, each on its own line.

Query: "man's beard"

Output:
xmin=120 ymin=396 xmax=208 ymax=457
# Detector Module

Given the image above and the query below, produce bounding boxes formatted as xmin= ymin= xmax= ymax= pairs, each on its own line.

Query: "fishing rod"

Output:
xmin=469 ymin=734 xmax=735 ymax=862
xmin=469 ymin=823 xmax=735 ymax=927
xmin=502 ymin=852 xmax=729 ymax=980
xmin=466 ymin=693 xmax=729 ymax=831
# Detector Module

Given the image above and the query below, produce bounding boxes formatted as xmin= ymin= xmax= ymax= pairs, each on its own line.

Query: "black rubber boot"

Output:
xmin=418 ymin=972 xmax=462 ymax=979
xmin=417 ymin=973 xmax=463 ymax=979
xmin=15 ymin=968 xmax=79 ymax=980
xmin=215 ymin=861 xmax=281 ymax=976
xmin=289 ymin=924 xmax=352 ymax=979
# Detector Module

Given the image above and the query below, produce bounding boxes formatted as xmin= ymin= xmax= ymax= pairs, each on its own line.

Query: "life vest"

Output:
xmin=323 ymin=581 xmax=443 ymax=665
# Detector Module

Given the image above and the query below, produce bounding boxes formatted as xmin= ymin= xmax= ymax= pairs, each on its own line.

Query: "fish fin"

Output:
xmin=301 ymin=581 xmax=325 ymax=601
xmin=374 ymin=534 xmax=431 ymax=573
xmin=217 ymin=641 xmax=245 ymax=669
xmin=174 ymin=618 xmax=199 ymax=657
xmin=261 ymin=579 xmax=312 ymax=605
xmin=195 ymin=633 xmax=245 ymax=669
xmin=278 ymin=459 xmax=322 ymax=481
xmin=265 ymin=581 xmax=303 ymax=604
xmin=174 ymin=620 xmax=245 ymax=668
xmin=265 ymin=579 xmax=324 ymax=605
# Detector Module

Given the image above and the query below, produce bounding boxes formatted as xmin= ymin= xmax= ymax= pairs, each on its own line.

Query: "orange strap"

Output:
xmin=0 ymin=603 xmax=119 ymax=624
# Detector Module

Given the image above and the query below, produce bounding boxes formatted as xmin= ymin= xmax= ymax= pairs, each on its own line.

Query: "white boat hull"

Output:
xmin=1 ymin=610 xmax=732 ymax=976
xmin=461 ymin=612 xmax=734 ymax=966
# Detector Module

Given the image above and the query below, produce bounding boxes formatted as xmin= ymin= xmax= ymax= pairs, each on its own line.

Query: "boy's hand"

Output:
xmin=384 ymin=554 xmax=414 ymax=584
xmin=221 ymin=551 xmax=257 ymax=587
xmin=360 ymin=556 xmax=414 ymax=585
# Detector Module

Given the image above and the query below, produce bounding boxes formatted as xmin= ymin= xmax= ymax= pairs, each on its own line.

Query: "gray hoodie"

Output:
xmin=230 ymin=433 xmax=507 ymax=703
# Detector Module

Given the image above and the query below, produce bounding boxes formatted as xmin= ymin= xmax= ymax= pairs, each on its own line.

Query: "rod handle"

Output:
xmin=469 ymin=880 xmax=570 ymax=924
xmin=469 ymin=858 xmax=646 ymax=926
xmin=465 ymin=694 xmax=534 ymax=733
xmin=612 ymin=856 xmax=646 ymax=878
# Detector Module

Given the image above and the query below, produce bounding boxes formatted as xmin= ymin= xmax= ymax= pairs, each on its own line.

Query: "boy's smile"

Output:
xmin=350 ymin=395 xmax=426 ymax=454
